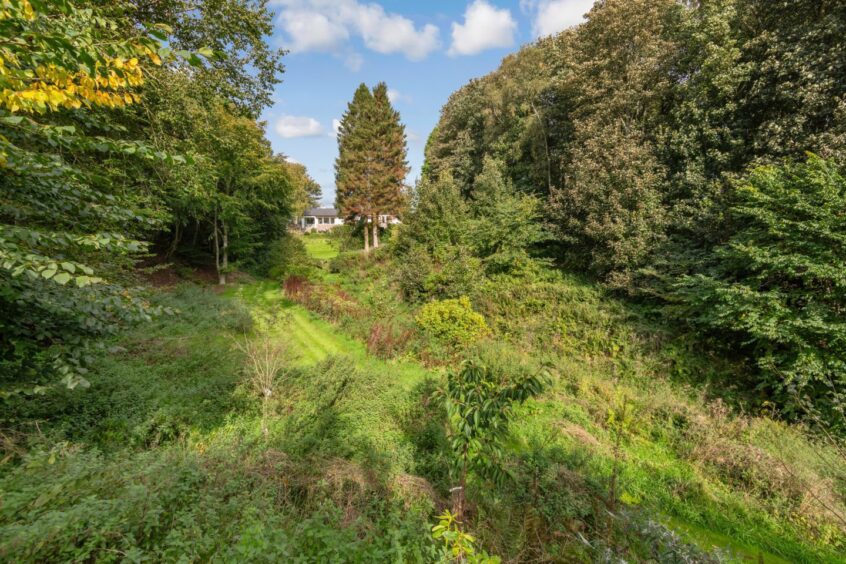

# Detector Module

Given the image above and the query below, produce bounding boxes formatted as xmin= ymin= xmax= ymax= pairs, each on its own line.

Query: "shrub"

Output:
xmin=283 ymin=277 xmax=362 ymax=323
xmin=260 ymin=234 xmax=312 ymax=280
xmin=235 ymin=332 xmax=293 ymax=437
xmin=328 ymin=251 xmax=364 ymax=274
xmin=366 ymin=322 xmax=414 ymax=359
xmin=416 ymin=297 xmax=488 ymax=347
xmin=394 ymin=244 xmax=434 ymax=302
xmin=325 ymin=224 xmax=363 ymax=252
xmin=673 ymin=156 xmax=846 ymax=423
xmin=426 ymin=246 xmax=483 ymax=300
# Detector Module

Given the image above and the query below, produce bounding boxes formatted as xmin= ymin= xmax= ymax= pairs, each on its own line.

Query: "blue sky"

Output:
xmin=261 ymin=0 xmax=594 ymax=206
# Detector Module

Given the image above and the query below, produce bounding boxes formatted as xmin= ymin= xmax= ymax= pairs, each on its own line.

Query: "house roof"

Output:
xmin=303 ymin=207 xmax=338 ymax=217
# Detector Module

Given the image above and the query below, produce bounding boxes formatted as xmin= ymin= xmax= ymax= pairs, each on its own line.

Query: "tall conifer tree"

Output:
xmin=370 ymin=83 xmax=410 ymax=247
xmin=336 ymin=84 xmax=375 ymax=250
xmin=335 ymin=82 xmax=408 ymax=250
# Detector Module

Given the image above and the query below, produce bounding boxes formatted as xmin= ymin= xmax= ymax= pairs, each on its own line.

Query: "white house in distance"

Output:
xmin=294 ymin=207 xmax=400 ymax=233
xmin=295 ymin=208 xmax=344 ymax=232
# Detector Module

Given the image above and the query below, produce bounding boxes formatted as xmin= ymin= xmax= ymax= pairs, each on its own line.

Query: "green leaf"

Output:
xmin=53 ymin=272 xmax=71 ymax=285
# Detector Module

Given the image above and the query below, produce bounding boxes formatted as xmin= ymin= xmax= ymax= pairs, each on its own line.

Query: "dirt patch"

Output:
xmin=559 ymin=422 xmax=601 ymax=449
xmin=137 ymin=254 xmax=253 ymax=290
xmin=143 ymin=263 xmax=183 ymax=288
xmin=389 ymin=473 xmax=441 ymax=509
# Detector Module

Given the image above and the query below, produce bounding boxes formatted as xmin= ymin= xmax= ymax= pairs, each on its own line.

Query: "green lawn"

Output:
xmin=301 ymin=235 xmax=339 ymax=260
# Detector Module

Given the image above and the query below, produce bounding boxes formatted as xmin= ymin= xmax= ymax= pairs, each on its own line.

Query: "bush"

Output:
xmin=426 ymin=246 xmax=483 ymax=300
xmin=674 ymin=156 xmax=846 ymax=423
xmin=416 ymin=297 xmax=488 ymax=348
xmin=328 ymin=251 xmax=364 ymax=274
xmin=394 ymin=244 xmax=434 ymax=302
xmin=259 ymin=234 xmax=311 ymax=280
xmin=283 ymin=277 xmax=362 ymax=323
xmin=325 ymin=224 xmax=363 ymax=252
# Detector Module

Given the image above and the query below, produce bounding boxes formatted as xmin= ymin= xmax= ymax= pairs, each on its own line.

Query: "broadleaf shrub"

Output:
xmin=673 ymin=155 xmax=846 ymax=423
xmin=416 ymin=297 xmax=488 ymax=347
xmin=260 ymin=234 xmax=312 ymax=280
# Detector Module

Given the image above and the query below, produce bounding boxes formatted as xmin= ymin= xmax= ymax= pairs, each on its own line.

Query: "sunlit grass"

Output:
xmin=302 ymin=235 xmax=339 ymax=260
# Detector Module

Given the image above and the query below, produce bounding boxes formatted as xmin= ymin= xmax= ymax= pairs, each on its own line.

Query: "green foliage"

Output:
xmin=469 ymin=156 xmax=548 ymax=275
xmin=674 ymin=156 xmax=846 ymax=422
xmin=399 ymin=173 xmax=469 ymax=254
xmin=0 ymin=0 xmax=171 ymax=389
xmin=432 ymin=510 xmax=500 ymax=563
xmin=335 ymin=81 xmax=408 ymax=247
xmin=440 ymin=358 xmax=546 ymax=516
xmin=422 ymin=0 xmax=846 ymax=421
xmin=116 ymin=0 xmax=286 ymax=116
xmin=0 ymin=446 xmax=435 ymax=563
xmin=416 ymin=297 xmax=489 ymax=348
xmin=0 ymin=0 xmax=296 ymax=391
xmin=259 ymin=234 xmax=310 ymax=279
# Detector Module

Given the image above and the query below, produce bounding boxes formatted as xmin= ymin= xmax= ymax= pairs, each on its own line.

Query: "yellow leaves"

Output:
xmin=0 ymin=2 xmax=154 ymax=114
xmin=0 ymin=0 xmax=35 ymax=21
xmin=1 ymin=56 xmax=148 ymax=113
xmin=142 ymin=47 xmax=162 ymax=66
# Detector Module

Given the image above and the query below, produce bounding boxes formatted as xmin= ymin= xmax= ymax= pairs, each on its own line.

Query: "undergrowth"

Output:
xmin=2 ymin=248 xmax=844 ymax=562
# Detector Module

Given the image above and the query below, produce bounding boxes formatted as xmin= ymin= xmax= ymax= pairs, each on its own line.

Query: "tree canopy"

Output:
xmin=417 ymin=0 xmax=846 ymax=421
xmin=1 ymin=0 xmax=304 ymax=392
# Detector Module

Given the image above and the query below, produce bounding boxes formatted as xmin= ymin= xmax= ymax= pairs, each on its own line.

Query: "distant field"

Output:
xmin=302 ymin=235 xmax=339 ymax=260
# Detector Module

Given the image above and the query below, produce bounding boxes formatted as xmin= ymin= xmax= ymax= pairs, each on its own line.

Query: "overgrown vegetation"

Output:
xmin=271 ymin=230 xmax=846 ymax=560
xmin=3 ymin=0 xmax=846 ymax=561
xmin=422 ymin=0 xmax=846 ymax=427
xmin=1 ymin=0 xmax=317 ymax=392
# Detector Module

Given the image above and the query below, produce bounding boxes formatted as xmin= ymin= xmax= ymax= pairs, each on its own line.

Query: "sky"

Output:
xmin=262 ymin=0 xmax=595 ymax=206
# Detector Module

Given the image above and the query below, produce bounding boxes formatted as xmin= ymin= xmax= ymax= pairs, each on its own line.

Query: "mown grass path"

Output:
xmin=227 ymin=278 xmax=430 ymax=388
xmin=301 ymin=235 xmax=340 ymax=260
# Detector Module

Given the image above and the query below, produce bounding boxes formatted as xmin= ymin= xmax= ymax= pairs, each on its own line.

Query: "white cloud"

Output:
xmin=344 ymin=52 xmax=364 ymax=71
xmin=278 ymin=10 xmax=348 ymax=52
xmin=387 ymin=88 xmax=410 ymax=104
xmin=284 ymin=156 xmax=301 ymax=165
xmin=275 ymin=115 xmax=324 ymax=138
xmin=407 ymin=130 xmax=421 ymax=143
xmin=529 ymin=0 xmax=594 ymax=38
xmin=448 ymin=0 xmax=516 ymax=56
xmin=330 ymin=118 xmax=342 ymax=137
xmin=275 ymin=0 xmax=440 ymax=61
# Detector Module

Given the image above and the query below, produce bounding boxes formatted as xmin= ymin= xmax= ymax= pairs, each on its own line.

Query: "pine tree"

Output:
xmin=335 ymin=84 xmax=376 ymax=250
xmin=335 ymin=82 xmax=409 ymax=250
xmin=369 ymin=83 xmax=410 ymax=248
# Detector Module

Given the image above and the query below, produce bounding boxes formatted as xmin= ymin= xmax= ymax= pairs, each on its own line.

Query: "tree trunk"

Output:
xmin=453 ymin=443 xmax=468 ymax=521
xmin=219 ymin=220 xmax=228 ymax=285
xmin=213 ymin=212 xmax=221 ymax=284
xmin=166 ymin=221 xmax=181 ymax=259
xmin=363 ymin=218 xmax=370 ymax=252
xmin=531 ymin=100 xmax=552 ymax=194
xmin=372 ymin=215 xmax=379 ymax=248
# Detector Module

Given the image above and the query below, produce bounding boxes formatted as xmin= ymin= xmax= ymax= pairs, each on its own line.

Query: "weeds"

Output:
xmin=235 ymin=332 xmax=292 ymax=437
